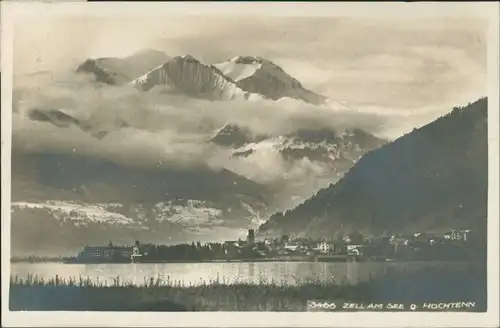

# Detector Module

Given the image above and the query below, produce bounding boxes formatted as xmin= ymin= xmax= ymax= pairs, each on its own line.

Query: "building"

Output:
xmin=346 ymin=244 xmax=363 ymax=256
xmin=283 ymin=243 xmax=299 ymax=252
xmin=247 ymin=229 xmax=255 ymax=245
xmin=459 ymin=229 xmax=472 ymax=241
xmin=223 ymin=240 xmax=243 ymax=256
xmin=224 ymin=240 xmax=243 ymax=249
xmin=252 ymin=243 xmax=269 ymax=257
xmin=131 ymin=240 xmax=142 ymax=261
xmin=444 ymin=229 xmax=471 ymax=241
xmin=77 ymin=241 xmax=134 ymax=262
xmin=306 ymin=250 xmax=318 ymax=256
xmin=315 ymin=241 xmax=335 ymax=254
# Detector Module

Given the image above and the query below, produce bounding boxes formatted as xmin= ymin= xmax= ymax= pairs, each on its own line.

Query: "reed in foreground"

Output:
xmin=9 ymin=264 xmax=486 ymax=311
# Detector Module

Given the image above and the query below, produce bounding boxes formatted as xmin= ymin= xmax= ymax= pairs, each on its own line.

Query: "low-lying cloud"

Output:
xmin=11 ymin=68 xmax=466 ymax=185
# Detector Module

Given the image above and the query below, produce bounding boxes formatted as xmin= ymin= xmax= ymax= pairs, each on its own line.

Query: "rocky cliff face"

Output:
xmin=131 ymin=55 xmax=261 ymax=101
xmin=212 ymin=125 xmax=386 ymax=165
xmin=77 ymin=53 xmax=330 ymax=105
xmin=216 ymin=56 xmax=327 ymax=105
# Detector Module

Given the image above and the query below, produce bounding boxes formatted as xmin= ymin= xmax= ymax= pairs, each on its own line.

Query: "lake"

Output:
xmin=9 ymin=261 xmax=471 ymax=286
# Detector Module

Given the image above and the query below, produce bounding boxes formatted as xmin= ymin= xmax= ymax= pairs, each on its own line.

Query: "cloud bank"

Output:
xmin=13 ymin=71 xmax=399 ymax=185
xmin=11 ymin=14 xmax=487 ymax=186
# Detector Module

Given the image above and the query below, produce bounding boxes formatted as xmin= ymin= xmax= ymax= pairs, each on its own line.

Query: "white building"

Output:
xmin=284 ymin=243 xmax=299 ymax=251
xmin=315 ymin=241 xmax=335 ymax=254
xmin=346 ymin=244 xmax=363 ymax=256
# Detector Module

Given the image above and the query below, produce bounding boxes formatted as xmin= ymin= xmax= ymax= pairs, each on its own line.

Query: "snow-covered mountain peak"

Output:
xmin=215 ymin=56 xmax=294 ymax=85
xmin=215 ymin=58 xmax=263 ymax=82
xmin=130 ymin=55 xmax=258 ymax=100
xmin=210 ymin=121 xmax=387 ymax=167
xmin=76 ymin=51 xmax=351 ymax=106
xmin=214 ymin=55 xmax=327 ymax=105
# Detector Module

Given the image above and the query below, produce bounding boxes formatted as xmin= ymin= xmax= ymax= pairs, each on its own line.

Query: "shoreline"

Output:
xmin=10 ymin=256 xmax=481 ymax=264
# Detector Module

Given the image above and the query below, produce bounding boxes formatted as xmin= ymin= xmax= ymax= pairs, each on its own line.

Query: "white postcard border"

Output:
xmin=1 ymin=2 xmax=499 ymax=327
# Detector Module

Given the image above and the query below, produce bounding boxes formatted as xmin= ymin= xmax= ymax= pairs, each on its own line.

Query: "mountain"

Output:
xmin=215 ymin=56 xmax=327 ymax=105
xmin=11 ymin=151 xmax=268 ymax=203
xmin=11 ymin=150 xmax=269 ymax=255
xmin=76 ymin=49 xmax=171 ymax=85
xmin=211 ymin=124 xmax=386 ymax=165
xmin=13 ymin=51 xmax=391 ymax=255
xmin=129 ymin=54 xmax=329 ymax=104
xmin=210 ymin=123 xmax=387 ymax=211
xmin=259 ymin=98 xmax=488 ymax=238
xmin=130 ymin=55 xmax=260 ymax=101
xmin=76 ymin=52 xmax=335 ymax=105
xmin=10 ymin=121 xmax=387 ymax=255
xmin=210 ymin=124 xmax=268 ymax=148
xmin=27 ymin=108 xmax=124 ymax=139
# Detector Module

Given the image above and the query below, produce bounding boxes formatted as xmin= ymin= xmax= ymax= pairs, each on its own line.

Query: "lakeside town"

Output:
xmin=12 ymin=228 xmax=485 ymax=264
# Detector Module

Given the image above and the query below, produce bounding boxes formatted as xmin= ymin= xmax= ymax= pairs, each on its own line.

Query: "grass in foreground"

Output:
xmin=9 ymin=264 xmax=487 ymax=311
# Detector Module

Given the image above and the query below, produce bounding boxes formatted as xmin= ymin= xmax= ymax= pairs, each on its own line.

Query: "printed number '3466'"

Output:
xmin=307 ymin=301 xmax=337 ymax=310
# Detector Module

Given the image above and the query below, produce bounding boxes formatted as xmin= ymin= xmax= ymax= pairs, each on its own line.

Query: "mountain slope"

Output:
xmin=215 ymin=56 xmax=327 ymax=105
xmin=211 ymin=124 xmax=386 ymax=166
xmin=76 ymin=49 xmax=171 ymax=85
xmin=11 ymin=150 xmax=270 ymax=254
xmin=210 ymin=124 xmax=268 ymax=148
xmin=11 ymin=151 xmax=267 ymax=203
xmin=130 ymin=54 xmax=329 ymax=104
xmin=27 ymin=108 xmax=124 ymax=139
xmin=130 ymin=55 xmax=259 ymax=101
xmin=76 ymin=52 xmax=335 ymax=105
xmin=259 ymin=98 xmax=488 ymax=237
xmin=210 ymin=123 xmax=387 ymax=211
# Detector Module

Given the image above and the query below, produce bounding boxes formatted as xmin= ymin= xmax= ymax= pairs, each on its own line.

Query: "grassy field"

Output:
xmin=9 ymin=263 xmax=487 ymax=311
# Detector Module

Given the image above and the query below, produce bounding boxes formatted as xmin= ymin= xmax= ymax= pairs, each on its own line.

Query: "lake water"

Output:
xmin=10 ymin=261 xmax=469 ymax=287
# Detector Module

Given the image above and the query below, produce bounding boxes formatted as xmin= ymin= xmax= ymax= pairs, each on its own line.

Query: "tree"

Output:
xmin=349 ymin=231 xmax=364 ymax=244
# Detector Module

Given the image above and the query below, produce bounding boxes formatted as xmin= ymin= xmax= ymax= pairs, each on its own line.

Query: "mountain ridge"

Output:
xmin=215 ymin=56 xmax=327 ymax=104
xmin=76 ymin=51 xmax=331 ymax=105
xmin=259 ymin=97 xmax=488 ymax=238
xmin=76 ymin=49 xmax=171 ymax=85
xmin=14 ymin=50 xmax=406 ymax=255
xmin=130 ymin=55 xmax=258 ymax=101
xmin=10 ymin=150 xmax=270 ymax=254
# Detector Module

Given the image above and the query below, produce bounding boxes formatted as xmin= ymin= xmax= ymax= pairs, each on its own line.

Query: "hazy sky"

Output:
xmin=14 ymin=16 xmax=487 ymax=112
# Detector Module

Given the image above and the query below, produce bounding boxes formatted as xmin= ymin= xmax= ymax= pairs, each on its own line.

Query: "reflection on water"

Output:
xmin=10 ymin=261 xmax=468 ymax=287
